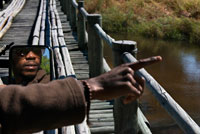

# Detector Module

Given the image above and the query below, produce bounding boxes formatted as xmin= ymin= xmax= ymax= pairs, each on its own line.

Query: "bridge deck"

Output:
xmin=0 ymin=0 xmax=114 ymax=133
xmin=55 ymin=1 xmax=115 ymax=133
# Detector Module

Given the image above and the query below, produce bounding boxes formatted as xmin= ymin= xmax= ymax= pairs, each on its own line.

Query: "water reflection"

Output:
xmin=181 ymin=53 xmax=200 ymax=82
xmin=104 ymin=34 xmax=200 ymax=133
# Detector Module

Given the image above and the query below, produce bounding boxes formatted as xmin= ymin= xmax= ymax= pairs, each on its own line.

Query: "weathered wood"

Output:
xmin=0 ymin=0 xmax=40 ymax=47
xmin=0 ymin=0 xmax=3 ymax=9
xmin=87 ymin=14 xmax=103 ymax=77
xmin=91 ymin=102 xmax=111 ymax=106
xmin=0 ymin=16 xmax=12 ymax=39
xmin=0 ymin=0 xmax=26 ymax=39
xmin=72 ymin=64 xmax=89 ymax=69
xmin=122 ymin=52 xmax=200 ymax=133
xmin=112 ymin=40 xmax=138 ymax=134
xmin=61 ymin=125 xmax=75 ymax=134
xmin=77 ymin=1 xmax=87 ymax=50
xmin=66 ymin=45 xmax=79 ymax=50
xmin=94 ymin=24 xmax=114 ymax=47
xmin=89 ymin=109 xmax=113 ymax=114
xmin=70 ymin=0 xmax=77 ymax=31
xmin=90 ymin=126 xmax=114 ymax=134
xmin=71 ymin=60 xmax=88 ymax=64
xmin=52 ymin=1 xmax=90 ymax=133
xmin=89 ymin=118 xmax=114 ymax=122
xmin=58 ymin=37 xmax=75 ymax=75
xmin=32 ymin=0 xmax=43 ymax=45
xmin=90 ymin=105 xmax=113 ymax=110
xmin=66 ymin=0 xmax=70 ymax=20
xmin=138 ymin=108 xmax=152 ymax=134
xmin=75 ymin=118 xmax=91 ymax=134
xmin=89 ymin=122 xmax=114 ymax=127
xmin=89 ymin=113 xmax=113 ymax=119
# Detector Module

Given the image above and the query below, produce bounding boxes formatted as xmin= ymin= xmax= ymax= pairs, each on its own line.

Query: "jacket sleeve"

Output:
xmin=0 ymin=77 xmax=86 ymax=133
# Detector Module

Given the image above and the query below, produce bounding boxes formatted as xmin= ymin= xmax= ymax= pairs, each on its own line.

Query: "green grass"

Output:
xmin=84 ymin=0 xmax=200 ymax=44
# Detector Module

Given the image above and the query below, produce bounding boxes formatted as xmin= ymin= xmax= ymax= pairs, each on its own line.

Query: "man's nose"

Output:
xmin=25 ymin=51 xmax=36 ymax=60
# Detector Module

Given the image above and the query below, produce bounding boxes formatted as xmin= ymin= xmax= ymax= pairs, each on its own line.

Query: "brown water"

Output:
xmin=104 ymin=34 xmax=200 ymax=133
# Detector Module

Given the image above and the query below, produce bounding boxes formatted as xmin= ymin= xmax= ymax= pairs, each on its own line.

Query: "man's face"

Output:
xmin=13 ymin=48 xmax=42 ymax=78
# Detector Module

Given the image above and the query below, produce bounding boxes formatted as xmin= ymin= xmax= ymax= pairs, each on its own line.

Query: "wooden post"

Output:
xmin=87 ymin=14 xmax=103 ymax=77
xmin=4 ymin=0 xmax=10 ymax=4
xmin=0 ymin=0 xmax=3 ymax=9
xmin=66 ymin=0 xmax=70 ymax=20
xmin=112 ymin=40 xmax=138 ymax=134
xmin=60 ymin=0 xmax=65 ymax=14
xmin=70 ymin=0 xmax=77 ymax=31
xmin=77 ymin=1 xmax=87 ymax=50
xmin=68 ymin=0 xmax=72 ymax=22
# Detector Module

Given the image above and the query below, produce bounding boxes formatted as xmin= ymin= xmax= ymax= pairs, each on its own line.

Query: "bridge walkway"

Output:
xmin=55 ymin=1 xmax=115 ymax=133
xmin=0 ymin=0 xmax=115 ymax=133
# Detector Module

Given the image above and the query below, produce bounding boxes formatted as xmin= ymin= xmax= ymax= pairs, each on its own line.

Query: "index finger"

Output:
xmin=128 ymin=56 xmax=162 ymax=70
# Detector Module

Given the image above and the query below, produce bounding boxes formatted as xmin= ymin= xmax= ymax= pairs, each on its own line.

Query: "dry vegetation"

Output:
xmin=84 ymin=0 xmax=200 ymax=44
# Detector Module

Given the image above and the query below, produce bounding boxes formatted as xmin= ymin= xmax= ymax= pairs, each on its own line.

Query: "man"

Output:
xmin=10 ymin=47 xmax=50 ymax=85
xmin=0 ymin=51 xmax=162 ymax=133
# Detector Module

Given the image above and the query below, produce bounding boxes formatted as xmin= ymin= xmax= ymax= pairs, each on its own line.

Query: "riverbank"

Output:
xmin=84 ymin=0 xmax=200 ymax=45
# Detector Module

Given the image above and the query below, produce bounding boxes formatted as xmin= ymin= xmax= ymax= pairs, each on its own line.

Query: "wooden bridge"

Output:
xmin=0 ymin=0 xmax=200 ymax=133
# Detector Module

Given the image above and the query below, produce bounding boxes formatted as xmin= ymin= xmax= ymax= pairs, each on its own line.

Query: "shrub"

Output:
xmin=190 ymin=23 xmax=200 ymax=44
xmin=84 ymin=0 xmax=200 ymax=44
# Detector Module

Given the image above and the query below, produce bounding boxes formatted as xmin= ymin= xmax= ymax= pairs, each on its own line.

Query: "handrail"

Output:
xmin=94 ymin=24 xmax=114 ymax=47
xmin=80 ymin=7 xmax=89 ymax=19
xmin=60 ymin=0 xmax=200 ymax=133
xmin=122 ymin=52 xmax=200 ymax=133
xmin=71 ymin=0 xmax=78 ymax=8
xmin=0 ymin=0 xmax=26 ymax=39
xmin=102 ymin=56 xmax=152 ymax=134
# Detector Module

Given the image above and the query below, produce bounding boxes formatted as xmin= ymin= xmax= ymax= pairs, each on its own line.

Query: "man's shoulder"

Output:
xmin=32 ymin=69 xmax=50 ymax=84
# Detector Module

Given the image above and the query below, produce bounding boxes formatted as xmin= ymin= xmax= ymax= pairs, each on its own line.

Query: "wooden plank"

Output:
xmin=90 ymin=122 xmax=114 ymax=128
xmin=73 ymin=64 xmax=89 ymax=69
xmin=91 ymin=102 xmax=111 ymax=106
xmin=75 ymin=74 xmax=89 ymax=79
xmin=90 ymin=126 xmax=114 ymax=134
xmin=90 ymin=105 xmax=113 ymax=110
xmin=89 ymin=117 xmax=114 ymax=121
xmin=89 ymin=113 xmax=113 ymax=119
xmin=72 ymin=60 xmax=88 ymax=64
xmin=89 ymin=109 xmax=113 ymax=114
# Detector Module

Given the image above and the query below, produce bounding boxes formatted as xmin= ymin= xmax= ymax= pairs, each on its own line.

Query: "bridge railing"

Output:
xmin=31 ymin=0 xmax=90 ymax=133
xmin=0 ymin=0 xmax=11 ymax=9
xmin=60 ymin=0 xmax=200 ymax=133
xmin=0 ymin=0 xmax=25 ymax=39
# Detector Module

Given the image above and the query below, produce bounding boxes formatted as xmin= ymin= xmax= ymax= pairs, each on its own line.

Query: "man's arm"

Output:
xmin=0 ymin=56 xmax=162 ymax=133
xmin=0 ymin=77 xmax=86 ymax=133
xmin=86 ymin=56 xmax=162 ymax=104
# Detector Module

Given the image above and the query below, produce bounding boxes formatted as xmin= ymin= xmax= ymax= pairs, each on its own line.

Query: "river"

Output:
xmin=103 ymin=34 xmax=200 ymax=133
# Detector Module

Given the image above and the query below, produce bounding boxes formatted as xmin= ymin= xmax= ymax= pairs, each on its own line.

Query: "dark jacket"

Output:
xmin=9 ymin=69 xmax=50 ymax=86
xmin=0 ymin=77 xmax=86 ymax=134
xmin=25 ymin=69 xmax=50 ymax=85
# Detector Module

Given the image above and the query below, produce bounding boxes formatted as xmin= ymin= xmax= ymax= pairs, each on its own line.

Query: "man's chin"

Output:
xmin=22 ymin=72 xmax=37 ymax=79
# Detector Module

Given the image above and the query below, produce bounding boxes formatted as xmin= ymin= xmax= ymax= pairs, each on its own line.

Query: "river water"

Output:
xmin=103 ymin=34 xmax=200 ymax=133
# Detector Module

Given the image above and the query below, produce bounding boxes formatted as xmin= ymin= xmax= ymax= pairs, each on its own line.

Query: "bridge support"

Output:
xmin=77 ymin=1 xmax=87 ymax=50
xmin=87 ymin=14 xmax=103 ymax=78
xmin=112 ymin=40 xmax=139 ymax=134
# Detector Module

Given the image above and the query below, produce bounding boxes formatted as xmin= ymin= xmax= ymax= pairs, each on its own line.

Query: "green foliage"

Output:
xmin=40 ymin=56 xmax=50 ymax=74
xmin=85 ymin=0 xmax=200 ymax=44
xmin=102 ymin=6 xmax=128 ymax=33
xmin=190 ymin=23 xmax=200 ymax=45
xmin=129 ymin=16 xmax=199 ymax=42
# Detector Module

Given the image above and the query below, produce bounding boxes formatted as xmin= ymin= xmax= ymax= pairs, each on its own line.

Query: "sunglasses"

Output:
xmin=12 ymin=48 xmax=42 ymax=57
